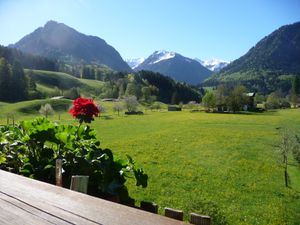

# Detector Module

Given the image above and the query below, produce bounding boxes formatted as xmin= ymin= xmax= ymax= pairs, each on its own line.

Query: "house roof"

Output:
xmin=246 ymin=92 xmax=256 ymax=97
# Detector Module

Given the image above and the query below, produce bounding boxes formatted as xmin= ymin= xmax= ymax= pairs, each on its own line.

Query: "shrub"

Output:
xmin=113 ymin=102 xmax=124 ymax=116
xmin=150 ymin=102 xmax=162 ymax=111
xmin=124 ymin=95 xmax=139 ymax=112
xmin=39 ymin=103 xmax=55 ymax=117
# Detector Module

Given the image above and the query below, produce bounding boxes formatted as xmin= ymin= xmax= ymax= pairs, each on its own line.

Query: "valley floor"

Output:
xmin=0 ymin=104 xmax=299 ymax=225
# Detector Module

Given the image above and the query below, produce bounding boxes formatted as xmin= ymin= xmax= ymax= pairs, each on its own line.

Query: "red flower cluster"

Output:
xmin=69 ymin=98 xmax=100 ymax=123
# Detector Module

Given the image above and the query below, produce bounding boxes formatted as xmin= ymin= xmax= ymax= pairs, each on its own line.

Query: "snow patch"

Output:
xmin=150 ymin=50 xmax=176 ymax=64
xmin=126 ymin=57 xmax=145 ymax=69
xmin=195 ymin=58 xmax=230 ymax=72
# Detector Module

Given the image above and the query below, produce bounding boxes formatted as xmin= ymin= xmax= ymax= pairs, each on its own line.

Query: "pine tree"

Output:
xmin=125 ymin=82 xmax=136 ymax=96
xmin=291 ymin=75 xmax=300 ymax=107
xmin=0 ymin=58 xmax=11 ymax=101
xmin=11 ymin=61 xmax=28 ymax=101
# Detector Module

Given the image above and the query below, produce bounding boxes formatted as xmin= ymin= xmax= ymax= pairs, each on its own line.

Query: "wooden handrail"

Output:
xmin=0 ymin=170 xmax=187 ymax=225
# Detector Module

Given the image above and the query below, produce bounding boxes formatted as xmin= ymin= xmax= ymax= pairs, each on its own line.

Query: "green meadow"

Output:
xmin=25 ymin=69 xmax=104 ymax=97
xmin=0 ymin=100 xmax=299 ymax=225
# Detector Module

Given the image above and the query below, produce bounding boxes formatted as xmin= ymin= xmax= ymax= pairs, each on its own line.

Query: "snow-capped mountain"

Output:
xmin=126 ymin=57 xmax=145 ymax=69
xmin=148 ymin=50 xmax=176 ymax=64
xmin=135 ymin=50 xmax=212 ymax=85
xmin=195 ymin=58 xmax=230 ymax=72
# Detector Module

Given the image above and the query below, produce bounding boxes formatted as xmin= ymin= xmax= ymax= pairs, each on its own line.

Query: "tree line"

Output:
xmin=0 ymin=58 xmax=43 ymax=102
xmin=95 ymin=70 xmax=203 ymax=105
xmin=202 ymin=76 xmax=300 ymax=112
xmin=0 ymin=45 xmax=57 ymax=71
xmin=0 ymin=58 xmax=29 ymax=102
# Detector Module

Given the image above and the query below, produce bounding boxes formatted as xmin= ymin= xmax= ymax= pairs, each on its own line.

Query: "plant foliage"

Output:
xmin=0 ymin=117 xmax=148 ymax=204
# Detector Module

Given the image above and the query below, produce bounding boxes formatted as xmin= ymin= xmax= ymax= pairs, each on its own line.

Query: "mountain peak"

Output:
xmin=11 ymin=21 xmax=131 ymax=71
xmin=135 ymin=50 xmax=212 ymax=85
xmin=45 ymin=20 xmax=60 ymax=26
xmin=150 ymin=50 xmax=176 ymax=64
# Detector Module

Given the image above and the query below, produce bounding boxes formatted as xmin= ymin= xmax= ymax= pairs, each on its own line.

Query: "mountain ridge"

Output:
xmin=135 ymin=50 xmax=212 ymax=85
xmin=10 ymin=20 xmax=131 ymax=72
xmin=204 ymin=21 xmax=300 ymax=93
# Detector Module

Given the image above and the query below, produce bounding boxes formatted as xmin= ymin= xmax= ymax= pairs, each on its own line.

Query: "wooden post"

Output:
xmin=70 ymin=176 xmax=89 ymax=194
xmin=140 ymin=201 xmax=158 ymax=214
xmin=55 ymin=158 xmax=62 ymax=187
xmin=190 ymin=213 xmax=211 ymax=225
xmin=164 ymin=207 xmax=183 ymax=221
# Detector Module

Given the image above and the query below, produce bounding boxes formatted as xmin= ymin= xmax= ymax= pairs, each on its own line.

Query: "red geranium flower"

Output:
xmin=69 ymin=98 xmax=100 ymax=123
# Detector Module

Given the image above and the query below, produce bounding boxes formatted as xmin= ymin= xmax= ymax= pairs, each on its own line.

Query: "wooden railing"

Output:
xmin=0 ymin=169 xmax=211 ymax=224
xmin=55 ymin=160 xmax=211 ymax=224
xmin=0 ymin=170 xmax=187 ymax=225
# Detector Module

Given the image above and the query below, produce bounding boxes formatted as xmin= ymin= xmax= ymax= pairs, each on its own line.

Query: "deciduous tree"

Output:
xmin=227 ymin=85 xmax=247 ymax=112
xmin=202 ymin=91 xmax=216 ymax=111
xmin=124 ymin=95 xmax=139 ymax=112
xmin=39 ymin=104 xmax=55 ymax=118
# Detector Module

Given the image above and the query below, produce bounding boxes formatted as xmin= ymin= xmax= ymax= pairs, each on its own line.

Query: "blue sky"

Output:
xmin=0 ymin=0 xmax=299 ymax=61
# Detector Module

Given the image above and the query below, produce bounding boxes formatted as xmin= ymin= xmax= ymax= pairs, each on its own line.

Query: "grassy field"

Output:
xmin=90 ymin=109 xmax=300 ymax=225
xmin=0 ymin=100 xmax=299 ymax=225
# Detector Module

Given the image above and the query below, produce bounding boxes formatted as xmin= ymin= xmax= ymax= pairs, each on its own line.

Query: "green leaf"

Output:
xmin=44 ymin=164 xmax=54 ymax=170
xmin=0 ymin=154 xmax=6 ymax=164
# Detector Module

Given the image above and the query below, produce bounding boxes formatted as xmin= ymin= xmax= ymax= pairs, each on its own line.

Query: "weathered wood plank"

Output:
xmin=140 ymin=200 xmax=158 ymax=214
xmin=190 ymin=213 xmax=211 ymax=225
xmin=165 ymin=207 xmax=184 ymax=221
xmin=70 ymin=175 xmax=89 ymax=193
xmin=0 ymin=170 xmax=187 ymax=225
xmin=0 ymin=197 xmax=59 ymax=225
xmin=0 ymin=191 xmax=97 ymax=225
xmin=55 ymin=158 xmax=63 ymax=187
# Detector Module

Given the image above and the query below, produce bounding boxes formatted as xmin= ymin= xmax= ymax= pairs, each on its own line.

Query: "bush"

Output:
xmin=125 ymin=111 xmax=144 ymax=115
xmin=124 ymin=95 xmax=139 ymax=112
xmin=150 ymin=102 xmax=162 ymax=111
xmin=64 ymin=87 xmax=80 ymax=99
xmin=39 ymin=103 xmax=55 ymax=117
xmin=280 ymin=101 xmax=291 ymax=109
xmin=0 ymin=118 xmax=148 ymax=204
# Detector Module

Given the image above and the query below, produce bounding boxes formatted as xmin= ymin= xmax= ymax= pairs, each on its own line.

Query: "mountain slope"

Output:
xmin=11 ymin=21 xmax=131 ymax=72
xmin=204 ymin=21 xmax=300 ymax=92
xmin=135 ymin=51 xmax=212 ymax=85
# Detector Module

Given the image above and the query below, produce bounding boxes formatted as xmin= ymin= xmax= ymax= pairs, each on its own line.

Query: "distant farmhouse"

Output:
xmin=216 ymin=92 xmax=256 ymax=112
xmin=243 ymin=92 xmax=256 ymax=111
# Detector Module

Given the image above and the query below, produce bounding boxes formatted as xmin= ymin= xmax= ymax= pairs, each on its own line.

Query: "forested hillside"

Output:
xmin=0 ymin=45 xmax=57 ymax=71
xmin=203 ymin=22 xmax=300 ymax=94
xmin=0 ymin=58 xmax=29 ymax=102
